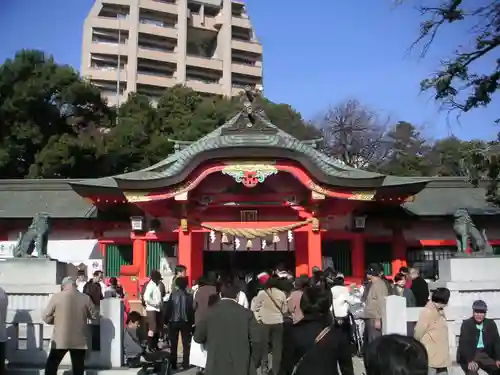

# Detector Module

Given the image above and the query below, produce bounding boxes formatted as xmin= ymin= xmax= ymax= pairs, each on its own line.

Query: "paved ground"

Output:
xmin=172 ymin=356 xmax=366 ymax=375
xmin=8 ymin=357 xmax=366 ymax=375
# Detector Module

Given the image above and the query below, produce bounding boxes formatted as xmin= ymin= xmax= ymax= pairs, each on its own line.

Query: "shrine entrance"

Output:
xmin=203 ymin=251 xmax=295 ymax=275
xmin=203 ymin=229 xmax=296 ymax=275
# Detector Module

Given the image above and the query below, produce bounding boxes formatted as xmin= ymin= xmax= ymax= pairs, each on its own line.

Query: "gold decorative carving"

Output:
xmin=307 ymin=181 xmax=329 ymax=195
xmin=311 ymin=191 xmax=325 ymax=200
xmin=222 ymin=163 xmax=278 ymax=188
xmin=174 ymin=192 xmax=188 ymax=201
xmin=349 ymin=192 xmax=376 ymax=201
xmin=311 ymin=218 xmax=320 ymax=232
xmin=123 ymin=191 xmax=152 ymax=202
xmin=180 ymin=218 xmax=188 ymax=233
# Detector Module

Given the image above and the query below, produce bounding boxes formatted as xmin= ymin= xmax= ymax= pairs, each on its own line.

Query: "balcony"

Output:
xmin=231 ymin=40 xmax=262 ymax=54
xmin=139 ymin=0 xmax=177 ymax=16
xmin=138 ymin=47 xmax=177 ymax=64
xmin=186 ymin=79 xmax=223 ymax=95
xmin=88 ymin=42 xmax=129 ymax=56
xmin=232 ymin=16 xmax=251 ymax=29
xmin=89 ymin=17 xmax=131 ymax=30
xmin=84 ymin=67 xmax=127 ymax=83
xmin=136 ymin=72 xmax=176 ymax=88
xmin=138 ymin=22 xmax=177 ymax=39
xmin=101 ymin=0 xmax=130 ymax=5
xmin=190 ymin=14 xmax=219 ymax=31
xmin=186 ymin=55 xmax=222 ymax=71
xmin=231 ymin=62 xmax=261 ymax=77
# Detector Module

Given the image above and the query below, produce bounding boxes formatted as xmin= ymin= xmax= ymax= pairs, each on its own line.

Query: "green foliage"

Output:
xmin=2 ymin=48 xmax=498 ymax=193
xmin=0 ymin=49 xmax=109 ymax=178
xmin=0 ymin=50 xmax=318 ymax=179
xmin=377 ymin=122 xmax=433 ymax=176
xmin=406 ymin=0 xmax=500 ymax=120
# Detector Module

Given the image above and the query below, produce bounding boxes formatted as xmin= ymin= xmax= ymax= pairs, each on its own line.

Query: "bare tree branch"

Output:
xmin=314 ymin=100 xmax=392 ymax=168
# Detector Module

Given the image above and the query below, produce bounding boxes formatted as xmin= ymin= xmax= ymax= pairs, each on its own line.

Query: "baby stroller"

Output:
xmin=349 ymin=303 xmax=365 ymax=357
xmin=348 ymin=313 xmax=364 ymax=357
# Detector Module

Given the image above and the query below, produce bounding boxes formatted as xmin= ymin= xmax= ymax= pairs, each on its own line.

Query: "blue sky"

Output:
xmin=0 ymin=0 xmax=498 ymax=141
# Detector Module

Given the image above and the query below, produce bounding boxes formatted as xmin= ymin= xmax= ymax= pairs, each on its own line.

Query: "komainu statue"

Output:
xmin=453 ymin=208 xmax=493 ymax=255
xmin=13 ymin=213 xmax=51 ymax=258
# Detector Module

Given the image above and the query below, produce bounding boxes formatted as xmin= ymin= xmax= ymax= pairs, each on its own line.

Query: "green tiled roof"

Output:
xmin=0 ymin=180 xmax=96 ymax=219
xmin=403 ymin=178 xmax=500 ymax=216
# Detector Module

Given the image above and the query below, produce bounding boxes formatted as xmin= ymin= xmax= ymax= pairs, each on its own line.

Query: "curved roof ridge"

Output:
xmin=115 ymin=112 xmax=244 ymax=178
xmin=255 ymin=113 xmax=384 ymax=179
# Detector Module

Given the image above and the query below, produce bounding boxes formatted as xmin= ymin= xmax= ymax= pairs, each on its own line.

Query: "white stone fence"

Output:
xmin=382 ymin=295 xmax=500 ymax=359
xmin=4 ymin=285 xmax=124 ymax=369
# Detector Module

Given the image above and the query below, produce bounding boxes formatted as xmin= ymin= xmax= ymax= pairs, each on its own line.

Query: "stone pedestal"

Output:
xmin=438 ymin=256 xmax=500 ymax=282
xmin=0 ymin=258 xmax=68 ymax=286
xmin=431 ymin=256 xmax=500 ymax=309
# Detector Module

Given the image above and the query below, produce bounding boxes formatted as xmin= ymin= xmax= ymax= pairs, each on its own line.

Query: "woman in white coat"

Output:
xmin=330 ymin=273 xmax=356 ymax=319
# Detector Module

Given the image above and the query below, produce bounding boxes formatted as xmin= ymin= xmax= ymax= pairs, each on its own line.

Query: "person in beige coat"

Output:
xmin=43 ymin=276 xmax=97 ymax=375
xmin=414 ymin=287 xmax=451 ymax=375
xmin=364 ymin=263 xmax=390 ymax=344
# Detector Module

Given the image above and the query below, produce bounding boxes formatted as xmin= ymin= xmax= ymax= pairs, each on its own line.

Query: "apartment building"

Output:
xmin=81 ymin=0 xmax=263 ymax=106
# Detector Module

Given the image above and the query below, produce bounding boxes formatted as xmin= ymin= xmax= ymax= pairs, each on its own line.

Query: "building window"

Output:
xmin=240 ymin=210 xmax=258 ymax=222
xmin=407 ymin=246 xmax=456 ymax=280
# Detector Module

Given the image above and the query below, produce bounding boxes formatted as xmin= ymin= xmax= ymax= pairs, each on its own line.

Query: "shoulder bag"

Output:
xmin=291 ymin=325 xmax=331 ymax=375
xmin=264 ymin=289 xmax=292 ymax=323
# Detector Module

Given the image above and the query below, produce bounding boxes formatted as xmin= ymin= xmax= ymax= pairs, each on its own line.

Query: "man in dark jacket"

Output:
xmin=409 ymin=268 xmax=429 ymax=307
xmin=83 ymin=270 xmax=103 ymax=351
xmin=165 ymin=276 xmax=194 ymax=371
xmin=458 ymin=300 xmax=500 ymax=375
xmin=194 ymin=282 xmax=260 ymax=375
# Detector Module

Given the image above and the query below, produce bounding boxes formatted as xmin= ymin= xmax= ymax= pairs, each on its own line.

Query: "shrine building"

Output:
xmin=1 ymin=89 xmax=500 ymax=298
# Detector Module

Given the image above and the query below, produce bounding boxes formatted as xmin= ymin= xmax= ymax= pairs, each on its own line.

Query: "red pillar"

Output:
xmin=295 ymin=231 xmax=308 ymax=276
xmin=191 ymin=232 xmax=204 ymax=285
xmin=178 ymin=228 xmax=193 ymax=285
xmin=391 ymin=228 xmax=407 ymax=278
xmin=132 ymin=238 xmax=147 ymax=279
xmin=352 ymin=233 xmax=365 ymax=279
xmin=307 ymin=225 xmax=322 ymax=276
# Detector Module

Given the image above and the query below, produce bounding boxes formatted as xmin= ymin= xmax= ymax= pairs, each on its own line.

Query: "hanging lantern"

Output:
xmin=209 ymin=230 xmax=216 ymax=243
xmin=287 ymin=230 xmax=293 ymax=243
xmin=272 ymin=232 xmax=280 ymax=243
xmin=235 ymin=238 xmax=241 ymax=249
xmin=246 ymin=239 xmax=253 ymax=249
xmin=261 ymin=239 xmax=267 ymax=249
xmin=221 ymin=232 xmax=229 ymax=244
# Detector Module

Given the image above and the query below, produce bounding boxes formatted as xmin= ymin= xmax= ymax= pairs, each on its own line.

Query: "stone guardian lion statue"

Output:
xmin=453 ymin=208 xmax=493 ymax=255
xmin=13 ymin=213 xmax=51 ymax=258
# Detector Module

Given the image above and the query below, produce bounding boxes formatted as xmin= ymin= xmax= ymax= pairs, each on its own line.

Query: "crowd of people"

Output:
xmin=131 ymin=262 xmax=431 ymax=375
xmin=32 ymin=263 xmax=500 ymax=375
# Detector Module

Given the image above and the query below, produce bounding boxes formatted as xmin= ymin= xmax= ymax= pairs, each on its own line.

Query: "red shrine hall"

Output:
xmin=5 ymin=89 xmax=499 ymax=301
xmin=67 ymin=88 xmax=432 ymax=287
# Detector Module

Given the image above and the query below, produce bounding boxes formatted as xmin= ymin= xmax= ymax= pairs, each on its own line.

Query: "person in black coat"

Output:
xmin=409 ymin=268 xmax=430 ymax=307
xmin=281 ymin=286 xmax=354 ymax=375
xmin=458 ymin=300 xmax=500 ymax=375
xmin=194 ymin=282 xmax=260 ymax=375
